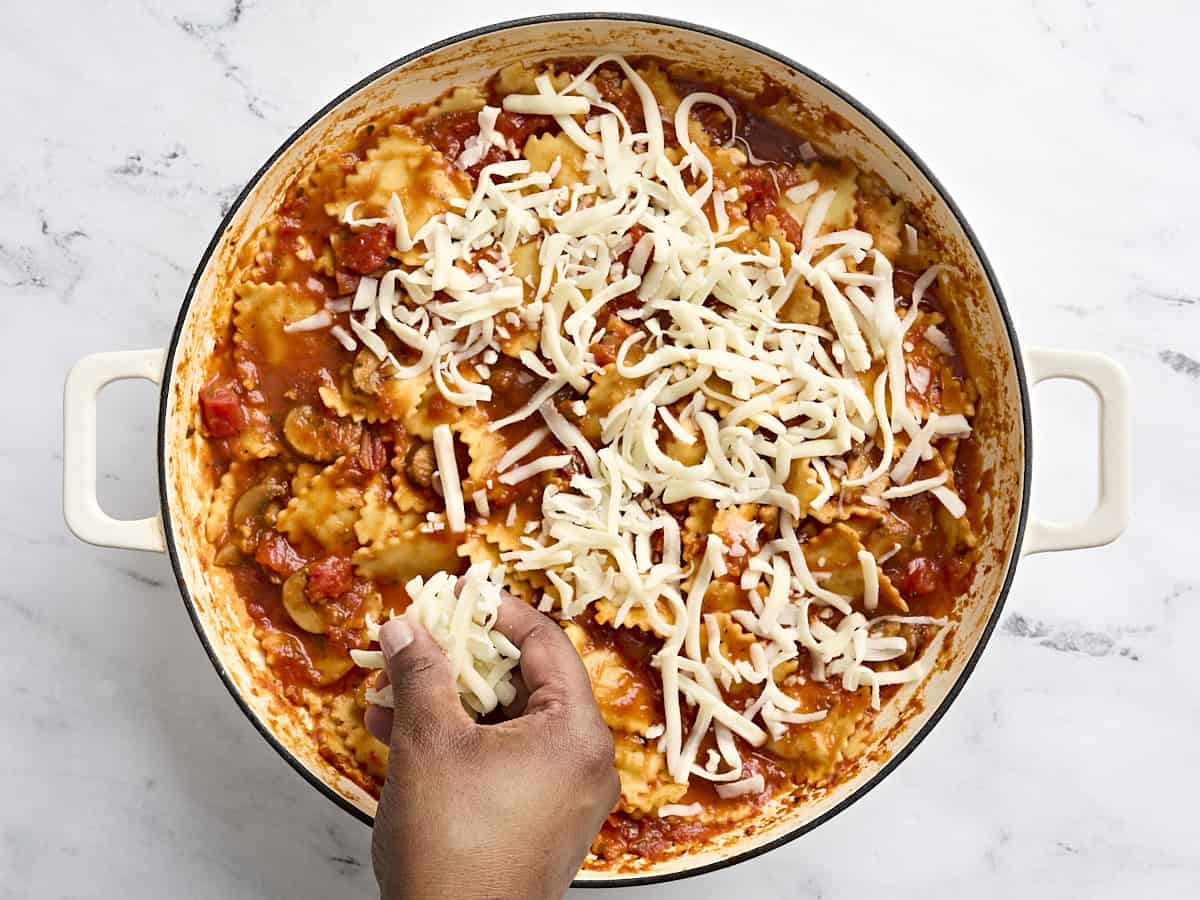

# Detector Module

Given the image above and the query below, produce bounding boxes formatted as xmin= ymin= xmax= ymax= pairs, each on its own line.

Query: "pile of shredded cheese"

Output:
xmin=340 ymin=55 xmax=968 ymax=792
xmin=351 ymin=564 xmax=521 ymax=717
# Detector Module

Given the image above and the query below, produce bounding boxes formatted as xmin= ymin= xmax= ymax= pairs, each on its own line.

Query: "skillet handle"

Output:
xmin=1021 ymin=347 xmax=1131 ymax=556
xmin=63 ymin=349 xmax=167 ymax=553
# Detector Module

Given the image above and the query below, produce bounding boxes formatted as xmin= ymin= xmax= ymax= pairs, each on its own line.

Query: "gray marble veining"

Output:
xmin=4 ymin=0 xmax=1197 ymax=897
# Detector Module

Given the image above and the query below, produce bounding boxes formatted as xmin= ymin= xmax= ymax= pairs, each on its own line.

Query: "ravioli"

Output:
xmin=197 ymin=51 xmax=981 ymax=872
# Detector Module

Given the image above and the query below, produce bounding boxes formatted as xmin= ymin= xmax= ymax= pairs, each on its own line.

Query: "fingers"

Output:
xmin=375 ymin=618 xmax=472 ymax=748
xmin=500 ymin=670 xmax=530 ymax=719
xmin=490 ymin=595 xmax=618 ymax=811
xmin=364 ymin=670 xmax=393 ymax=742
xmin=364 ymin=704 xmax=393 ymax=743
xmin=492 ymin=593 xmax=595 ymax=717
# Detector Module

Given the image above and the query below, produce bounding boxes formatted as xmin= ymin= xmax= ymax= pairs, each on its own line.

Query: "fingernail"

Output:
xmin=380 ymin=618 xmax=414 ymax=658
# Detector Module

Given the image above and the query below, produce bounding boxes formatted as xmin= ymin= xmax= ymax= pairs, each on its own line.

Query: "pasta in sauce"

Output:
xmin=200 ymin=55 xmax=981 ymax=870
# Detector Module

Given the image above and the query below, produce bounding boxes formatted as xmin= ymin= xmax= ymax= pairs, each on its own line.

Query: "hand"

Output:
xmin=365 ymin=593 xmax=620 ymax=900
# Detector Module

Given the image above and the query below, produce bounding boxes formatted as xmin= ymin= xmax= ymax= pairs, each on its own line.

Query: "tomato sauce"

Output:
xmin=419 ymin=109 xmax=556 ymax=177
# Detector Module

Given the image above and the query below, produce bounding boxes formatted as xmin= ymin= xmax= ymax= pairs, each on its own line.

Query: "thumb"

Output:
xmin=367 ymin=617 xmax=473 ymax=751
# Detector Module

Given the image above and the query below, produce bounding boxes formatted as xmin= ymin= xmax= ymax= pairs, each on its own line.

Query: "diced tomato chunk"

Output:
xmin=199 ymin=376 xmax=245 ymax=438
xmin=492 ymin=111 xmax=554 ymax=149
xmin=419 ymin=110 xmax=478 ymax=160
xmin=334 ymin=268 xmax=361 ymax=296
xmin=417 ymin=109 xmax=553 ymax=177
xmin=774 ymin=207 xmax=805 ymax=246
xmin=590 ymin=315 xmax=636 ymax=367
xmin=276 ymin=193 xmax=310 ymax=236
xmin=901 ymin=556 xmax=940 ymax=596
xmin=351 ymin=430 xmax=387 ymax=474
xmin=338 ymin=224 xmax=394 ymax=274
xmin=277 ymin=214 xmax=303 ymax=238
xmin=255 ymin=532 xmax=305 ymax=577
xmin=740 ymin=167 xmax=804 ymax=246
xmin=592 ymin=68 xmax=645 ymax=133
xmin=307 ymin=556 xmax=354 ymax=598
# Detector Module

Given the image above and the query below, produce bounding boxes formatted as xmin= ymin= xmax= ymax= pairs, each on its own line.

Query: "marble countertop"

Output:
xmin=4 ymin=0 xmax=1197 ymax=896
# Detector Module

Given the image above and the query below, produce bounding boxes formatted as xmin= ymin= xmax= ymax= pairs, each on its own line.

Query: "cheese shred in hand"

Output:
xmin=354 ymin=564 xmax=520 ymax=717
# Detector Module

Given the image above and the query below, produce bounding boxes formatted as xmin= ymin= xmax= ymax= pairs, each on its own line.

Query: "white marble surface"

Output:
xmin=3 ymin=0 xmax=1197 ymax=896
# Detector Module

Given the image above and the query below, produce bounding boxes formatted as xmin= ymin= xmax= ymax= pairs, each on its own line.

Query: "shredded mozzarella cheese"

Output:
xmin=658 ymin=803 xmax=705 ymax=818
xmin=432 ymin=424 xmax=466 ymax=532
xmin=331 ymin=54 xmax=971 ymax=808
xmin=715 ymin=773 xmax=766 ymax=799
xmin=283 ymin=309 xmax=333 ymax=333
xmin=355 ymin=564 xmax=520 ymax=716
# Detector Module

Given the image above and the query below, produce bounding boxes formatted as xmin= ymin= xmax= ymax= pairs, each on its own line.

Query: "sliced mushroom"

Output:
xmin=283 ymin=404 xmax=360 ymax=461
xmin=407 ymin=442 xmax=436 ymax=488
xmin=282 ymin=571 xmax=328 ymax=634
xmin=352 ymin=350 xmax=385 ymax=396
xmin=310 ymin=644 xmax=356 ymax=685
xmin=231 ymin=480 xmax=287 ymax=531
xmin=213 ymin=541 xmax=243 ymax=567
